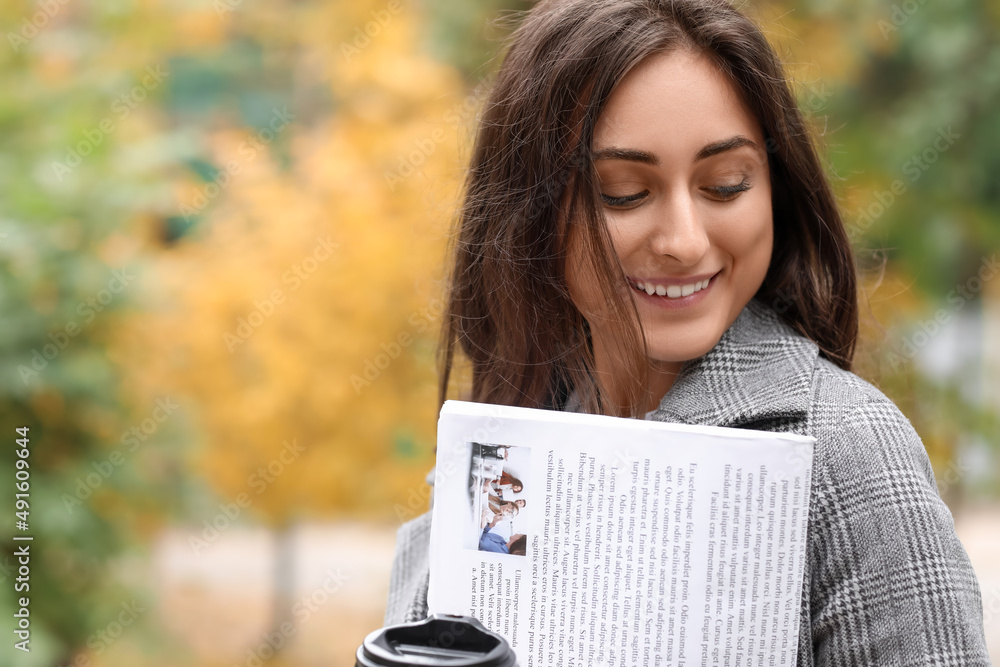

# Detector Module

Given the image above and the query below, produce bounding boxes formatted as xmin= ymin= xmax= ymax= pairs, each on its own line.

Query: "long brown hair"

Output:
xmin=438 ymin=0 xmax=857 ymax=417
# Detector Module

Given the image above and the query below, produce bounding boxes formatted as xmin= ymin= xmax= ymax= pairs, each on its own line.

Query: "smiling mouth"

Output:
xmin=628 ymin=275 xmax=715 ymax=299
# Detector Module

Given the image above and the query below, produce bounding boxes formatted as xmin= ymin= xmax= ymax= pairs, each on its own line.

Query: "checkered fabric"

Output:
xmin=383 ymin=299 xmax=990 ymax=665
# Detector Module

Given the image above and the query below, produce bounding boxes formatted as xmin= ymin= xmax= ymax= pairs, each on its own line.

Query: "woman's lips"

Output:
xmin=628 ymin=272 xmax=719 ymax=307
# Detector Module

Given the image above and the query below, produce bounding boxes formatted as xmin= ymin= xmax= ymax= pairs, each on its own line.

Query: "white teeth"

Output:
xmin=633 ymin=276 xmax=713 ymax=299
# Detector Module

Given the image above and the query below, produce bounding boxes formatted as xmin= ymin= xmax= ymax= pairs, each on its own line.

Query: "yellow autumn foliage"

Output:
xmin=120 ymin=0 xmax=474 ymax=521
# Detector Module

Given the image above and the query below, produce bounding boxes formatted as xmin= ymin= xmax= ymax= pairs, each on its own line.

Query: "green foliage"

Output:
xmin=0 ymin=2 xmax=187 ymax=663
xmin=419 ymin=0 xmax=532 ymax=76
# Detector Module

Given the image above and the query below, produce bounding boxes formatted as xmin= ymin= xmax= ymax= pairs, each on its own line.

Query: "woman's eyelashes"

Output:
xmin=704 ymin=178 xmax=752 ymax=200
xmin=600 ymin=190 xmax=648 ymax=208
xmin=599 ymin=178 xmax=753 ymax=208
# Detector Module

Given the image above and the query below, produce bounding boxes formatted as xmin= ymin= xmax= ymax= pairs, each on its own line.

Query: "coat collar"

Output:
xmin=649 ymin=299 xmax=819 ymax=429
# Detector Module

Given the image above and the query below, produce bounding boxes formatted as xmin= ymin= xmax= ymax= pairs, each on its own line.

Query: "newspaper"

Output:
xmin=428 ymin=400 xmax=814 ymax=666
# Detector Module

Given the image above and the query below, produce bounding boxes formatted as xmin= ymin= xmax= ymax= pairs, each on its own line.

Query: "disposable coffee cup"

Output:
xmin=356 ymin=614 xmax=517 ymax=666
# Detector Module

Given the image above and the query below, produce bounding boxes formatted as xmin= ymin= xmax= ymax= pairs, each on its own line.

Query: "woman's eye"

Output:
xmin=705 ymin=178 xmax=752 ymax=200
xmin=600 ymin=190 xmax=648 ymax=208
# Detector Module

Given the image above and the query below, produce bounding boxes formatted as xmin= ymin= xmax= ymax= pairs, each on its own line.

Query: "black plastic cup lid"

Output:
xmin=356 ymin=614 xmax=517 ymax=667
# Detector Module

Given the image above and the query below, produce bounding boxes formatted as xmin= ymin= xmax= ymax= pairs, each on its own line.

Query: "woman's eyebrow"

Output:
xmin=593 ymin=135 xmax=761 ymax=165
xmin=592 ymin=147 xmax=659 ymax=165
xmin=695 ymin=135 xmax=760 ymax=161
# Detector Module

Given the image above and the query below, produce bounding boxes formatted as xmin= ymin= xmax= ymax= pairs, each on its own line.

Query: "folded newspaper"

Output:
xmin=428 ymin=400 xmax=814 ymax=666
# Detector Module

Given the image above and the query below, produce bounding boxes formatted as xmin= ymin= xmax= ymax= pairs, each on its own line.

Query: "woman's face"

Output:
xmin=566 ymin=48 xmax=773 ymax=401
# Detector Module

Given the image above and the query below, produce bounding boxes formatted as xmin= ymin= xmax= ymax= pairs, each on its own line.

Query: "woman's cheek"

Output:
xmin=711 ymin=194 xmax=772 ymax=259
xmin=720 ymin=199 xmax=774 ymax=294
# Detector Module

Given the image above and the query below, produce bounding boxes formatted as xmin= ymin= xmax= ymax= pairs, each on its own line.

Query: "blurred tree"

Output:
xmin=127 ymin=0 xmax=461 ymax=538
xmin=0 ymin=1 xmax=189 ymax=665
xmin=117 ymin=0 xmax=466 ymax=654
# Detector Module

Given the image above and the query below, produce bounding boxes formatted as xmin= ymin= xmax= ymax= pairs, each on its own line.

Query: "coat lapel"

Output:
xmin=650 ymin=299 xmax=819 ymax=432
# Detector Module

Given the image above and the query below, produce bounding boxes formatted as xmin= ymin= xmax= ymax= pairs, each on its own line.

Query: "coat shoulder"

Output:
xmin=806 ymin=356 xmax=937 ymax=487
xmin=809 ymin=358 xmax=919 ymax=441
xmin=811 ymin=356 xmax=903 ymax=414
xmin=801 ymin=359 xmax=989 ymax=664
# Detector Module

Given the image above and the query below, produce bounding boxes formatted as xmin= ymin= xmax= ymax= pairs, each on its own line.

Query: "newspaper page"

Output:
xmin=428 ymin=400 xmax=814 ymax=667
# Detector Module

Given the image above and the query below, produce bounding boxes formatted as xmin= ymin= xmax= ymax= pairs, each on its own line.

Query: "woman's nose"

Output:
xmin=647 ymin=192 xmax=710 ymax=266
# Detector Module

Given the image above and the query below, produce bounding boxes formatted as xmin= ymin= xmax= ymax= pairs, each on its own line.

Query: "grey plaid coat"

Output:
xmin=384 ymin=299 xmax=990 ymax=665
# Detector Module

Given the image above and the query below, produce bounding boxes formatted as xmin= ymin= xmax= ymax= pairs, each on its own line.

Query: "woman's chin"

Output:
xmin=644 ymin=326 xmax=726 ymax=365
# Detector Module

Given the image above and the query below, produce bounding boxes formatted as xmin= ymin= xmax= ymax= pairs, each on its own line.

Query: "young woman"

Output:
xmin=488 ymin=495 xmax=525 ymax=516
xmin=490 ymin=471 xmax=524 ymax=496
xmin=385 ymin=0 xmax=989 ymax=662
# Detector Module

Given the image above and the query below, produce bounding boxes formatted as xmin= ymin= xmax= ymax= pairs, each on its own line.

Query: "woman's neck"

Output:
xmin=591 ymin=335 xmax=682 ymax=417
xmin=644 ymin=362 xmax=680 ymax=413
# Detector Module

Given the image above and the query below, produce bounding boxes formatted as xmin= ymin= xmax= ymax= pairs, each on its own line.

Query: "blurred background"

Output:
xmin=0 ymin=0 xmax=997 ymax=665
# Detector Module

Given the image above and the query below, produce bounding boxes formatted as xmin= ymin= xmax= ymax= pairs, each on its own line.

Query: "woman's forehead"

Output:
xmin=593 ymin=49 xmax=764 ymax=163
